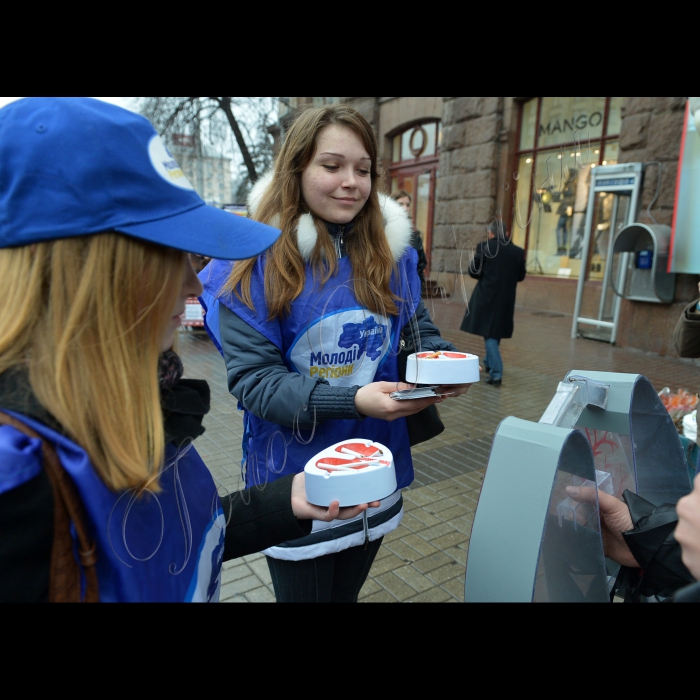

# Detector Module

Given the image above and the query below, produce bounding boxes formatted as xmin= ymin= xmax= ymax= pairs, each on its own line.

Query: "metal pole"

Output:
xmin=598 ymin=195 xmax=620 ymax=322
xmin=610 ymin=252 xmax=629 ymax=344
xmin=611 ymin=167 xmax=643 ymax=344
xmin=571 ymin=174 xmax=598 ymax=338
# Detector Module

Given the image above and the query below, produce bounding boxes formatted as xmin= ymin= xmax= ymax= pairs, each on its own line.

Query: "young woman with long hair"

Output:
xmin=200 ymin=103 xmax=472 ymax=602
xmin=0 ymin=98 xmax=375 ymax=602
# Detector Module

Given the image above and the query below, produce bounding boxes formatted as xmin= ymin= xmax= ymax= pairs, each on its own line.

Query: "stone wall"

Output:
xmin=618 ymin=96 xmax=686 ymax=227
xmin=433 ymin=98 xmax=504 ymax=278
xmin=615 ymin=97 xmax=698 ymax=356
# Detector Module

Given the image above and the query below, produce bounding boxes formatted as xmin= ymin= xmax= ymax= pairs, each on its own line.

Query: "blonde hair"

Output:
xmin=0 ymin=233 xmax=185 ymax=492
xmin=224 ymin=103 xmax=400 ymax=319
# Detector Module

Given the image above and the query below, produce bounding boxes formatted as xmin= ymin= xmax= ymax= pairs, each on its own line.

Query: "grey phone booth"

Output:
xmin=571 ymin=163 xmax=643 ymax=343
xmin=570 ymin=162 xmax=677 ymax=343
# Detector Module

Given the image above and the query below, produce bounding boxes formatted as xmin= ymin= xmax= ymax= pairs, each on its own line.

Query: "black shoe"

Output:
xmin=486 ymin=377 xmax=501 ymax=386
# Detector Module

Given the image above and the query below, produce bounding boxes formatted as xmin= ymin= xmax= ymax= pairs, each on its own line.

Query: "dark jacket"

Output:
xmin=673 ymin=299 xmax=700 ymax=358
xmin=411 ymin=229 xmax=427 ymax=284
xmin=460 ymin=236 xmax=526 ymax=339
xmin=613 ymin=489 xmax=698 ymax=602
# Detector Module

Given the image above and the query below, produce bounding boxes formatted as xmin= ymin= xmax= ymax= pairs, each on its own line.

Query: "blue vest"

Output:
xmin=200 ymin=251 xmax=421 ymax=491
xmin=0 ymin=412 xmax=225 ymax=602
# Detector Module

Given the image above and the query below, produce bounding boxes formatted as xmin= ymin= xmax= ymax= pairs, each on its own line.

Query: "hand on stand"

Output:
xmin=566 ymin=485 xmax=640 ymax=568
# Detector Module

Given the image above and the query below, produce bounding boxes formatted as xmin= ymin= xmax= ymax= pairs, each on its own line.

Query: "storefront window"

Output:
xmin=511 ymin=155 xmax=533 ymax=249
xmin=393 ymin=122 xmax=440 ymax=162
xmin=514 ymin=97 xmax=622 ymax=280
xmin=519 ymin=99 xmax=537 ymax=151
xmin=390 ymin=120 xmax=441 ymax=278
xmin=537 ymin=97 xmax=607 ymax=148
xmin=603 ymin=140 xmax=619 ymax=165
xmin=606 ymin=97 xmax=623 ymax=136
xmin=526 ymin=147 xmax=600 ymax=279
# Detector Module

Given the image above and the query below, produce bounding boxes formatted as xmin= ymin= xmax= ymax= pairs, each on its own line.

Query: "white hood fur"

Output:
xmin=247 ymin=171 xmax=413 ymax=262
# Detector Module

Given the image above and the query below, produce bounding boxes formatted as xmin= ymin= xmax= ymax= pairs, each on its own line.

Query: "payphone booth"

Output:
xmin=611 ymin=223 xmax=676 ymax=304
xmin=571 ymin=163 xmax=644 ymax=343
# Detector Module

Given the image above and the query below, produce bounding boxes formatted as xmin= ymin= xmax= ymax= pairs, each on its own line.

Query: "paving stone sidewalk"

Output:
xmin=179 ymin=299 xmax=700 ymax=603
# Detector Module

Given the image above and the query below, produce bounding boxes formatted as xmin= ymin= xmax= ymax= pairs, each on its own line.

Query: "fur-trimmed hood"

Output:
xmin=247 ymin=171 xmax=413 ymax=263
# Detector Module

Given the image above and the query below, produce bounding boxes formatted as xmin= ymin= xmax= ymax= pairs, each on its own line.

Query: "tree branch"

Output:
xmin=214 ymin=97 xmax=258 ymax=183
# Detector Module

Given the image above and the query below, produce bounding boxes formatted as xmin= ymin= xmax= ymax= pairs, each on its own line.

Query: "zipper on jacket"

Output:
xmin=362 ymin=510 xmax=369 ymax=548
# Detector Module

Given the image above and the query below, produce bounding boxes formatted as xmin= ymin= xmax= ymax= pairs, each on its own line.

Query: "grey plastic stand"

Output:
xmin=464 ymin=371 xmax=692 ymax=602
xmin=566 ymin=370 xmax=691 ymax=506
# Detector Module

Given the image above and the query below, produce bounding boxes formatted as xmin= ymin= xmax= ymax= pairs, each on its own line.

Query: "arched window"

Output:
xmin=512 ymin=97 xmax=623 ymax=282
xmin=389 ymin=120 xmax=441 ymax=277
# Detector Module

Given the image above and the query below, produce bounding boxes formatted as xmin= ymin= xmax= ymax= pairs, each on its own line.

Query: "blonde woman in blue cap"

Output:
xmin=0 ymin=97 xmax=376 ymax=602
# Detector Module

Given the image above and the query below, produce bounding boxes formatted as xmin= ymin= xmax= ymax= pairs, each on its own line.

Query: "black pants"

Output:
xmin=266 ymin=537 xmax=383 ymax=603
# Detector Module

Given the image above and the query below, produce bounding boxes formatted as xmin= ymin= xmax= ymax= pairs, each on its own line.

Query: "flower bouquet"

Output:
xmin=658 ymin=387 xmax=699 ymax=433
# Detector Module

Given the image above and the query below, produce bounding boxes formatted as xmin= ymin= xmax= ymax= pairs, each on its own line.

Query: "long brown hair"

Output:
xmin=223 ymin=103 xmax=400 ymax=319
xmin=0 ymin=234 xmax=185 ymax=492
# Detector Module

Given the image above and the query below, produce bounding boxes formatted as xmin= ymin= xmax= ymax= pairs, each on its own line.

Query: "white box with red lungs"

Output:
xmin=405 ymin=351 xmax=480 ymax=385
xmin=304 ymin=440 xmax=396 ymax=506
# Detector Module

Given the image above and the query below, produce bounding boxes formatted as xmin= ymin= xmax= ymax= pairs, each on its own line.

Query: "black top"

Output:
xmin=460 ymin=236 xmax=526 ymax=340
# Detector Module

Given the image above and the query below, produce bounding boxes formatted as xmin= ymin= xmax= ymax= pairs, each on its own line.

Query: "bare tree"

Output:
xmin=135 ymin=97 xmax=276 ymax=186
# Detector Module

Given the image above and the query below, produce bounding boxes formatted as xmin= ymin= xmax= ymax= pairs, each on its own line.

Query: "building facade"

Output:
xmin=168 ymin=133 xmax=233 ymax=207
xmin=341 ymin=96 xmax=698 ymax=358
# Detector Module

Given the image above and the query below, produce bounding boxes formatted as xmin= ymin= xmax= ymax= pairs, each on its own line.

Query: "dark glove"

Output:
xmin=621 ymin=490 xmax=694 ymax=598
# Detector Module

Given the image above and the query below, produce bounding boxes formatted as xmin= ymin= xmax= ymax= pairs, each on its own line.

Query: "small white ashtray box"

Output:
xmin=405 ymin=351 xmax=480 ymax=385
xmin=304 ymin=439 xmax=396 ymax=507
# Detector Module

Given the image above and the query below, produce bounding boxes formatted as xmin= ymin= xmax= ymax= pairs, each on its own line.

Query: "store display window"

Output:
xmin=512 ymin=97 xmax=622 ymax=280
xmin=389 ymin=121 xmax=441 ymax=276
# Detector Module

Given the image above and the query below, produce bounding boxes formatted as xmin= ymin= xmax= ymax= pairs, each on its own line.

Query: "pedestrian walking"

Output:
xmin=200 ymin=103 xmax=471 ymax=602
xmin=460 ymin=219 xmax=526 ymax=387
xmin=0 ymin=97 xmax=376 ymax=603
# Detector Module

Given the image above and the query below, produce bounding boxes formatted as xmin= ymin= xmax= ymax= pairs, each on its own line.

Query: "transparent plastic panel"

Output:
xmin=570 ymin=371 xmax=692 ymax=506
xmin=578 ymin=428 xmax=636 ymax=499
xmin=629 ymin=376 xmax=692 ymax=505
xmin=533 ymin=431 xmax=608 ymax=602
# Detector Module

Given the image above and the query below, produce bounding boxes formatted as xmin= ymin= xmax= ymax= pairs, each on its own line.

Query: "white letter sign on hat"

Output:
xmin=148 ymin=135 xmax=195 ymax=191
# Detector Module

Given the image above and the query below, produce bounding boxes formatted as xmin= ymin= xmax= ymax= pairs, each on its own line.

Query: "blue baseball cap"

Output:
xmin=0 ymin=97 xmax=280 ymax=259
